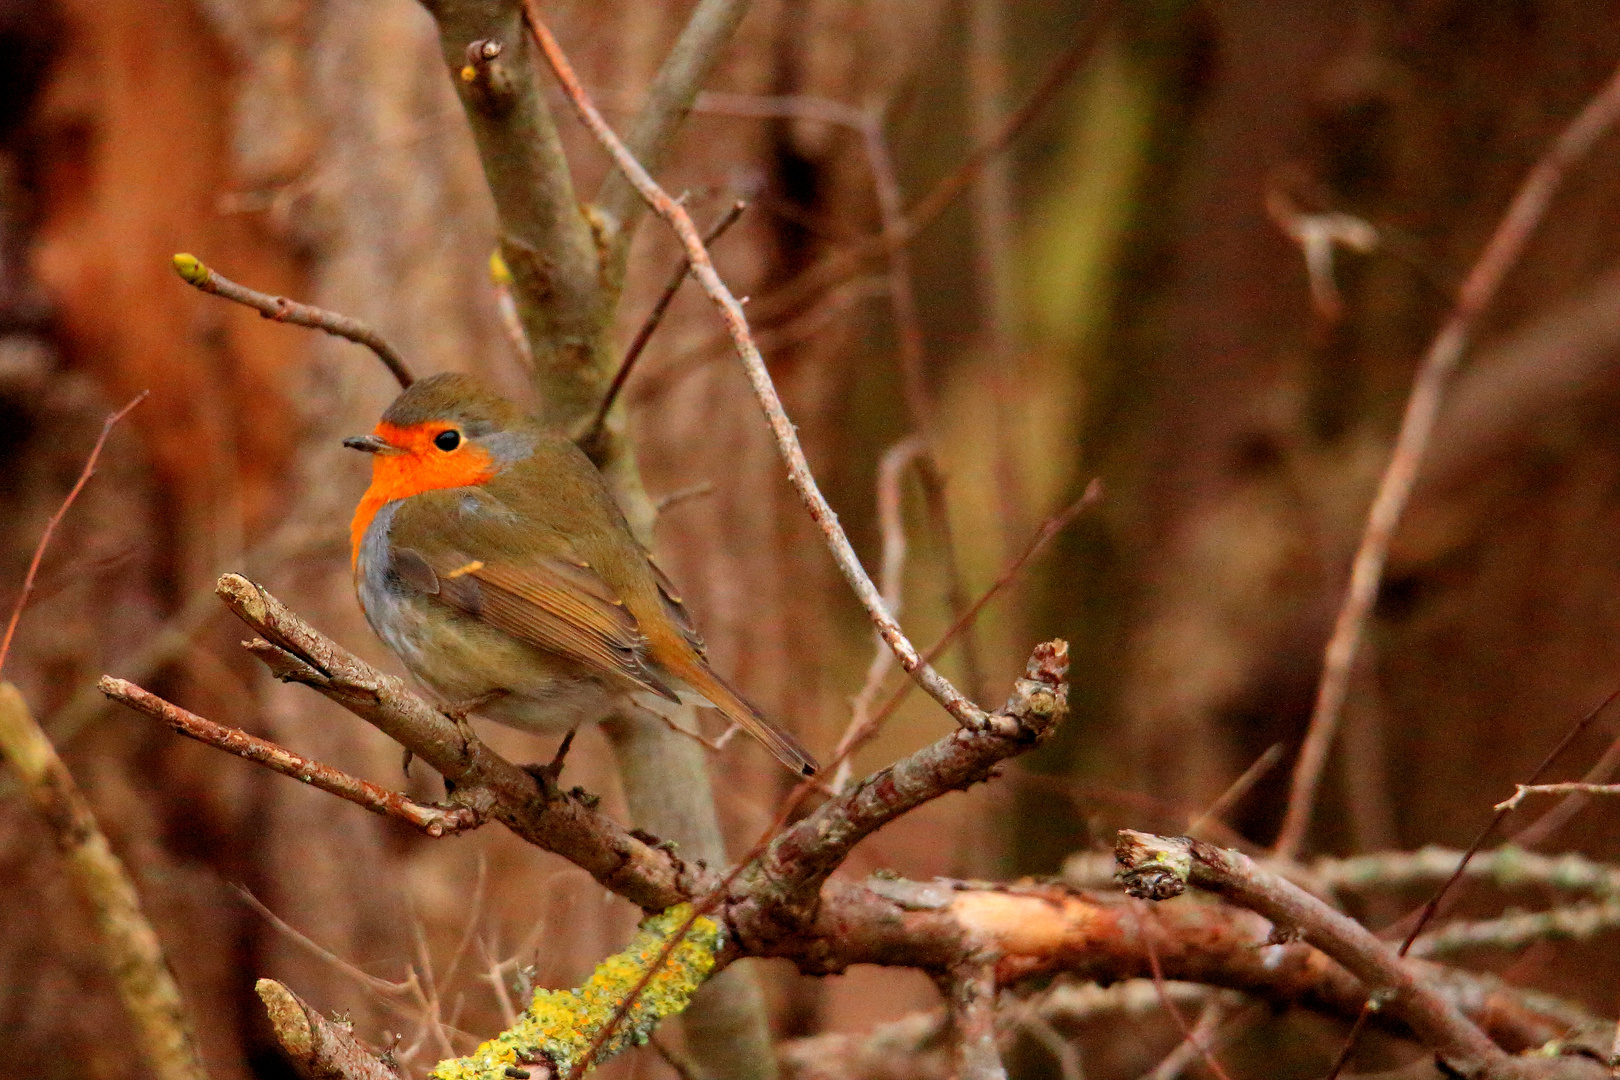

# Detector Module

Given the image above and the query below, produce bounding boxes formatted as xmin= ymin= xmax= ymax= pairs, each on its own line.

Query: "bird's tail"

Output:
xmin=656 ymin=650 xmax=819 ymax=777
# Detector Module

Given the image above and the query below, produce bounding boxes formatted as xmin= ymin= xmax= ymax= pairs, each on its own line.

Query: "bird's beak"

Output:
xmin=343 ymin=434 xmax=399 ymax=454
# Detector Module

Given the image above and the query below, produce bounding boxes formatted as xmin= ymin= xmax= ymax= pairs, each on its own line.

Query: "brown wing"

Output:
xmin=391 ymin=546 xmax=680 ymax=702
xmin=648 ymin=558 xmax=706 ymax=655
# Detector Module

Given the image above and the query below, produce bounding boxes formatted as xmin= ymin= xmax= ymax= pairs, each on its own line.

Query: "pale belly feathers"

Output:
xmin=355 ymin=498 xmax=638 ymax=734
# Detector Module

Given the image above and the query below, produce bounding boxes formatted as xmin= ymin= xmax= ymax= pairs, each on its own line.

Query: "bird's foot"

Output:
xmin=443 ymin=689 xmax=507 ymax=743
xmin=543 ymin=727 xmax=577 ymax=779
xmin=518 ymin=728 xmax=579 ymax=794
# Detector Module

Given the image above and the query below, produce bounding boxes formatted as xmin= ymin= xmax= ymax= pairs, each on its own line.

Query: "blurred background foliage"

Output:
xmin=5 ymin=0 xmax=1620 ymax=1077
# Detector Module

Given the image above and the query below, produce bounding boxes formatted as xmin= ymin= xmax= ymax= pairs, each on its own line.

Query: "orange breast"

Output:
xmin=349 ymin=420 xmax=499 ymax=567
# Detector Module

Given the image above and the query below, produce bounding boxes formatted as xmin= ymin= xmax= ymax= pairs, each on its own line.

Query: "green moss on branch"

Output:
xmin=431 ymin=905 xmax=723 ymax=1080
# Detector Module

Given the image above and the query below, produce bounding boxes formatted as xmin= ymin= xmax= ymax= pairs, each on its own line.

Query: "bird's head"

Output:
xmin=345 ymin=372 xmax=534 ymax=501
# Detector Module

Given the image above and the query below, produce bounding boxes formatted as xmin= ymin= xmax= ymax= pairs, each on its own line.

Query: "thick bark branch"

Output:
xmin=1115 ymin=831 xmax=1511 ymax=1077
xmin=211 ymin=572 xmax=696 ymax=911
xmin=258 ymin=978 xmax=404 ymax=1080
xmin=419 ymin=0 xmax=606 ymax=425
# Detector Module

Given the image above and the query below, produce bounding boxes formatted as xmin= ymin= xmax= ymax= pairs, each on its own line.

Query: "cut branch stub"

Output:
xmin=257 ymin=978 xmax=403 ymax=1080
xmin=1115 ymin=831 xmax=1512 ymax=1077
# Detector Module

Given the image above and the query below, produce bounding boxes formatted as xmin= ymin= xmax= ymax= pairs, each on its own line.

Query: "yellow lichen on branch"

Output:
xmin=431 ymin=904 xmax=723 ymax=1080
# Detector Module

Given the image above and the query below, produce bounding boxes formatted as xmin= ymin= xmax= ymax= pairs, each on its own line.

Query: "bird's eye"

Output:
xmin=433 ymin=429 xmax=462 ymax=452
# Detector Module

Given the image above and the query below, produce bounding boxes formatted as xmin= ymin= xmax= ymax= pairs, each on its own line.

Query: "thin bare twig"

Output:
xmin=1320 ymin=683 xmax=1620 ymax=1079
xmin=1512 ymin=729 xmax=1620 ymax=847
xmin=858 ymin=95 xmax=989 ymax=704
xmin=652 ymin=480 xmax=715 ymax=515
xmin=743 ymin=9 xmax=1110 ymax=333
xmin=1139 ymin=907 xmax=1234 ymax=1080
xmin=0 ymin=392 xmax=146 ymax=675
xmin=1498 ymin=782 xmax=1620 ymax=814
xmin=1186 ymin=742 xmax=1284 ymax=840
xmin=593 ymin=0 xmax=754 ymax=267
xmin=1275 ymin=59 xmax=1620 ymax=862
xmin=46 ymin=516 xmax=336 ymax=747
xmin=101 ymin=677 xmax=482 ymax=837
xmin=172 ymin=254 xmax=414 ymax=389
xmin=528 ymin=8 xmax=986 ymax=730
xmin=1264 ymin=185 xmax=1379 ymax=325
xmin=833 ymin=434 xmax=928 ymax=793
xmin=837 ymin=479 xmax=1101 ymax=765
xmin=580 ymin=199 xmax=747 ymax=452
xmin=1140 ymin=995 xmax=1235 ymax=1080
xmin=236 ymin=885 xmax=420 ymax=999
xmin=649 ymin=1034 xmax=704 ymax=1080
xmin=694 ymin=91 xmax=993 ymax=699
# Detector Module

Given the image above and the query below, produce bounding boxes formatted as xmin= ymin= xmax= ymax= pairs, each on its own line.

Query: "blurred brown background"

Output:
xmin=6 ymin=0 xmax=1620 ymax=1077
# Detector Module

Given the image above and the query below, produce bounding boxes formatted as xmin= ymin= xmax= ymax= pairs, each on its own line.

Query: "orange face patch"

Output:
xmin=350 ymin=420 xmax=498 ymax=567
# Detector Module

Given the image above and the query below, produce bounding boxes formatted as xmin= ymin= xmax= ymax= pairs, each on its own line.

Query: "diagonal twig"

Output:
xmin=742 ymin=8 xmax=1111 ymax=333
xmin=833 ymin=434 xmax=928 ymax=793
xmin=579 ymin=198 xmax=747 ymax=453
xmin=835 ymin=478 xmax=1102 ymax=768
xmin=0 ymin=681 xmax=207 ymax=1080
xmin=101 ymin=677 xmax=482 ymax=837
xmin=171 ymin=254 xmax=414 ymax=390
xmin=593 ymin=0 xmax=754 ymax=267
xmin=0 ymin=392 xmax=147 ymax=675
xmin=526 ymin=5 xmax=987 ymax=731
xmin=1275 ymin=58 xmax=1620 ymax=862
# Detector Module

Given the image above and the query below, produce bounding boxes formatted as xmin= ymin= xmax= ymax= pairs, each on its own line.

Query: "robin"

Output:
xmin=345 ymin=371 xmax=818 ymax=777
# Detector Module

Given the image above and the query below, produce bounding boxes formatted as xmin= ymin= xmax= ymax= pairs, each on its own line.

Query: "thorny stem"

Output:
xmin=526 ymin=6 xmax=987 ymax=730
xmin=1275 ymin=58 xmax=1620 ymax=862
xmin=171 ymin=254 xmax=414 ymax=390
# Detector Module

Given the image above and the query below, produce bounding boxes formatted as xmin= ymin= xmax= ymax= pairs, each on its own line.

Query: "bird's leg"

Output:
xmin=541 ymin=727 xmax=577 ymax=781
xmin=442 ymin=689 xmax=508 ymax=743
xmin=519 ymin=727 xmax=579 ymax=794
